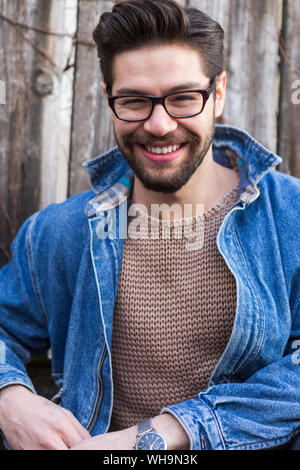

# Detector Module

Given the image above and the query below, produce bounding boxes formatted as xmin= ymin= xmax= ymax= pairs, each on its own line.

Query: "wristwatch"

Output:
xmin=135 ymin=418 xmax=167 ymax=450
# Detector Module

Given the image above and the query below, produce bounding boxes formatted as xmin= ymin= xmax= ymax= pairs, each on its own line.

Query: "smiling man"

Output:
xmin=104 ymin=43 xmax=238 ymax=210
xmin=0 ymin=0 xmax=300 ymax=451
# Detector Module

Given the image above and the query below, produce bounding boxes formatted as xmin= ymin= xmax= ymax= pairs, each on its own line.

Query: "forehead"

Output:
xmin=112 ymin=44 xmax=208 ymax=94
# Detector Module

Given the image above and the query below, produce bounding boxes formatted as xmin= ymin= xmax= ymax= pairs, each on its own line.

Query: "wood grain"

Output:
xmin=277 ymin=0 xmax=300 ymax=176
xmin=0 ymin=0 xmax=77 ymax=265
xmin=191 ymin=0 xmax=282 ymax=153
xmin=68 ymin=0 xmax=115 ymax=197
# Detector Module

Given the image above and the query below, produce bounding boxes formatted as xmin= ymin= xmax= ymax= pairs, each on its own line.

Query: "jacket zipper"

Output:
xmin=87 ymin=345 xmax=107 ymax=433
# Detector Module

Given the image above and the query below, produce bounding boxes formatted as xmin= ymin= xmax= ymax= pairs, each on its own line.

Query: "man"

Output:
xmin=0 ymin=0 xmax=299 ymax=451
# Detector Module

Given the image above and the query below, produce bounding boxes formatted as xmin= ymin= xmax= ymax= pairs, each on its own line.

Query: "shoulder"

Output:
xmin=27 ymin=190 xmax=95 ymax=253
xmin=259 ymin=169 xmax=300 ymax=214
xmin=264 ymin=168 xmax=300 ymax=190
xmin=254 ymin=170 xmax=300 ymax=254
xmin=33 ymin=190 xmax=94 ymax=228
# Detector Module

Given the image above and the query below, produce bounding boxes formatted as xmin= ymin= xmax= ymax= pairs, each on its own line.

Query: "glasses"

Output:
xmin=107 ymin=77 xmax=216 ymax=122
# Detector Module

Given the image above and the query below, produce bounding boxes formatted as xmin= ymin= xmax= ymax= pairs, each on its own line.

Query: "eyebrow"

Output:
xmin=115 ymin=82 xmax=205 ymax=95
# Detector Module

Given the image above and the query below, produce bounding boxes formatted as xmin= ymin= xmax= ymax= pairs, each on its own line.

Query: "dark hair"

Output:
xmin=93 ymin=0 xmax=224 ymax=92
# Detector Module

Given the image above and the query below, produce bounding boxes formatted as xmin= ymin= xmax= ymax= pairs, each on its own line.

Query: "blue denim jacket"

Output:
xmin=0 ymin=125 xmax=300 ymax=450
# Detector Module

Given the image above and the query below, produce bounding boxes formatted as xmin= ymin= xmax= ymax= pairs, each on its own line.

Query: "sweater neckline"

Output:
xmin=128 ymin=177 xmax=240 ymax=227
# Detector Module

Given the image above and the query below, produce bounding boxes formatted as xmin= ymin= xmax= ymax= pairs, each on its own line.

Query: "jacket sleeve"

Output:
xmin=0 ymin=213 xmax=50 ymax=394
xmin=162 ymin=296 xmax=300 ymax=450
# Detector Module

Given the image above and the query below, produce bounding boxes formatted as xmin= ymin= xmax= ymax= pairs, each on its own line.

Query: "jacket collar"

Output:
xmin=83 ymin=124 xmax=282 ymax=216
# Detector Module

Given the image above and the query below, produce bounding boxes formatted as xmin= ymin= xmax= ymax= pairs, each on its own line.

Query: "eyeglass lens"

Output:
xmin=114 ymin=92 xmax=204 ymax=120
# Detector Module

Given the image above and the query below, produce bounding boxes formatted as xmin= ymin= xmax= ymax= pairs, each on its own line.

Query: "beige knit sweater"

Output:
xmin=109 ymin=180 xmax=240 ymax=431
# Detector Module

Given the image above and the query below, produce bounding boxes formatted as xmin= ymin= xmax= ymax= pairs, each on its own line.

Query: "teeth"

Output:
xmin=146 ymin=144 xmax=181 ymax=154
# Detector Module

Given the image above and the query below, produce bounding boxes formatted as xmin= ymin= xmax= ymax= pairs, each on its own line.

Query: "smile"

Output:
xmin=138 ymin=142 xmax=187 ymax=163
xmin=145 ymin=144 xmax=181 ymax=155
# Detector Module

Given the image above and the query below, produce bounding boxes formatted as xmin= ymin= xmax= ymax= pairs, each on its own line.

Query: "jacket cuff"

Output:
xmin=161 ymin=397 xmax=226 ymax=450
xmin=0 ymin=366 xmax=36 ymax=395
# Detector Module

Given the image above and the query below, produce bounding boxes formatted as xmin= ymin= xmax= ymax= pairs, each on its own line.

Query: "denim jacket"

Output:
xmin=0 ymin=124 xmax=300 ymax=450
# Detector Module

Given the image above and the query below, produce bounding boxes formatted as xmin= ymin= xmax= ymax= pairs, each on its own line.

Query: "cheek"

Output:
xmin=113 ymin=120 xmax=140 ymax=139
xmin=180 ymin=100 xmax=215 ymax=134
xmin=179 ymin=117 xmax=204 ymax=137
xmin=195 ymin=104 xmax=216 ymax=132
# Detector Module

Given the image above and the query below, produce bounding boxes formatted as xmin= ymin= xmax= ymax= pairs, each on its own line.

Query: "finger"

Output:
xmin=60 ymin=408 xmax=91 ymax=440
xmin=37 ymin=431 xmax=70 ymax=450
xmin=43 ymin=438 xmax=70 ymax=450
xmin=59 ymin=421 xmax=90 ymax=448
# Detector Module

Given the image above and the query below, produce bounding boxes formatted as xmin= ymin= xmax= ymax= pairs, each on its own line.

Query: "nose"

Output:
xmin=143 ymin=103 xmax=178 ymax=136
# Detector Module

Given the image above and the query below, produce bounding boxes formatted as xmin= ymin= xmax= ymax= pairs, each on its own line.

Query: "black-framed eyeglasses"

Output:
xmin=107 ymin=77 xmax=216 ymax=122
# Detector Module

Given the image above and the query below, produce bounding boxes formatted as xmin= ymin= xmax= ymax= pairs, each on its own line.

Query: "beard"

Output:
xmin=114 ymin=118 xmax=215 ymax=194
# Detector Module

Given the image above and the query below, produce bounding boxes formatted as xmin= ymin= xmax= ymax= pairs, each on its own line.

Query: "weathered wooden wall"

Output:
xmin=0 ymin=0 xmax=300 ymax=406
xmin=278 ymin=0 xmax=300 ymax=176
xmin=0 ymin=0 xmax=77 ymax=266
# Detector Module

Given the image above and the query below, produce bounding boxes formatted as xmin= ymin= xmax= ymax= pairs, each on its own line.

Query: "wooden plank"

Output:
xmin=189 ymin=0 xmax=282 ymax=153
xmin=0 ymin=0 xmax=49 ymax=266
xmin=0 ymin=0 xmax=77 ymax=267
xmin=68 ymin=0 xmax=115 ymax=197
xmin=39 ymin=0 xmax=78 ymax=207
xmin=277 ymin=0 xmax=300 ymax=178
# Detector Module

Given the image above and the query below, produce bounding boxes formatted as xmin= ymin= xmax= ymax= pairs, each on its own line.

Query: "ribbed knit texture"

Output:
xmin=109 ymin=180 xmax=240 ymax=431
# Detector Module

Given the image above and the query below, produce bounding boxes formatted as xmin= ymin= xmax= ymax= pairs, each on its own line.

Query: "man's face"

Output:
xmin=105 ymin=44 xmax=225 ymax=193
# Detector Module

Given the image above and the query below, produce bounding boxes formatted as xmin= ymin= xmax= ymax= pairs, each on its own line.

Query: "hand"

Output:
xmin=0 ymin=385 xmax=90 ymax=450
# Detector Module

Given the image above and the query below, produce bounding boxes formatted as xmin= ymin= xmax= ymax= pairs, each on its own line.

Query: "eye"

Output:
xmin=117 ymin=97 xmax=149 ymax=107
xmin=170 ymin=93 xmax=198 ymax=103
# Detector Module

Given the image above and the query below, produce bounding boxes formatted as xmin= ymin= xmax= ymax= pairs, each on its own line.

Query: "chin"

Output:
xmin=136 ymin=170 xmax=192 ymax=194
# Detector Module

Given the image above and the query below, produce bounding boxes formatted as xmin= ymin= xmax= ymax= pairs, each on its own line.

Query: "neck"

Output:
xmin=131 ymin=147 xmax=239 ymax=220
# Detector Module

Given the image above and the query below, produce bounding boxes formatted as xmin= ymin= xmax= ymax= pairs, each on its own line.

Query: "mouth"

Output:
xmin=144 ymin=143 xmax=182 ymax=154
xmin=137 ymin=142 xmax=187 ymax=162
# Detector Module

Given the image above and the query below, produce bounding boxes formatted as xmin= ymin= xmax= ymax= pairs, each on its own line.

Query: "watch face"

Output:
xmin=136 ymin=431 xmax=167 ymax=450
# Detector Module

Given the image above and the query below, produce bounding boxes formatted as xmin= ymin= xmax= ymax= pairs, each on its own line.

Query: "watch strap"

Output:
xmin=137 ymin=418 xmax=153 ymax=436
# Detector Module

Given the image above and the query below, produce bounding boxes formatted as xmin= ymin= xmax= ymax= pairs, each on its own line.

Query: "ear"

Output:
xmin=100 ymin=81 xmax=114 ymax=117
xmin=214 ymin=71 xmax=226 ymax=119
xmin=100 ymin=80 xmax=107 ymax=98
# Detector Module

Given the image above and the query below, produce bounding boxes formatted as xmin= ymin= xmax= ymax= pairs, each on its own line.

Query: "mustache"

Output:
xmin=123 ymin=131 xmax=200 ymax=148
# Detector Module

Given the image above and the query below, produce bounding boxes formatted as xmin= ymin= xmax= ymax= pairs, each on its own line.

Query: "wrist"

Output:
xmin=151 ymin=413 xmax=190 ymax=450
xmin=0 ymin=385 xmax=33 ymax=408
